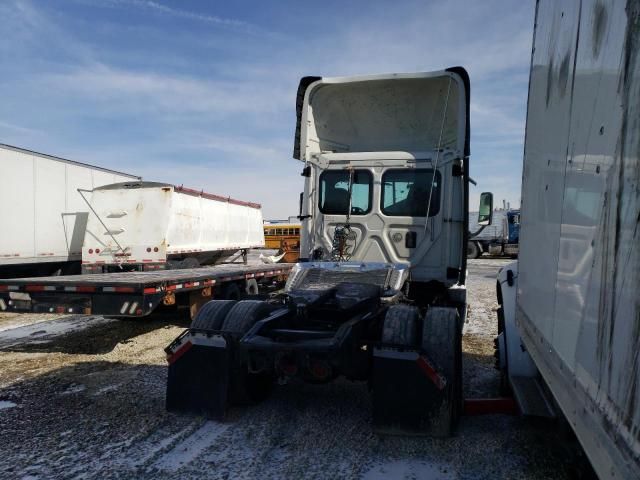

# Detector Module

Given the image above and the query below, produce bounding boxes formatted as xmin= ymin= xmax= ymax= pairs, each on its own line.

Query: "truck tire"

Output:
xmin=467 ymin=241 xmax=480 ymax=259
xmin=245 ymin=278 xmax=259 ymax=296
xmin=190 ymin=300 xmax=237 ymax=330
xmin=221 ymin=300 xmax=273 ymax=404
xmin=222 ymin=300 xmax=272 ymax=334
xmin=382 ymin=305 xmax=420 ymax=346
xmin=422 ymin=306 xmax=462 ymax=431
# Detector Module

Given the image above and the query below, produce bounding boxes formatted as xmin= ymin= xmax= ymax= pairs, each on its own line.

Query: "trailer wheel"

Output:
xmin=467 ymin=241 xmax=480 ymax=259
xmin=222 ymin=300 xmax=273 ymax=404
xmin=422 ymin=307 xmax=462 ymax=431
xmin=190 ymin=300 xmax=237 ymax=330
xmin=222 ymin=282 xmax=242 ymax=300
xmin=382 ymin=305 xmax=420 ymax=346
xmin=245 ymin=278 xmax=259 ymax=296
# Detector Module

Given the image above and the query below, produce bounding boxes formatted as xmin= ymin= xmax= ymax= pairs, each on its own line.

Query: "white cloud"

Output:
xmin=105 ymin=0 xmax=273 ymax=37
xmin=42 ymin=64 xmax=290 ymax=117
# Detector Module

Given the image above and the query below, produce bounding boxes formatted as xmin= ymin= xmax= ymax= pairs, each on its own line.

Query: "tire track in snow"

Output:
xmin=152 ymin=420 xmax=231 ymax=472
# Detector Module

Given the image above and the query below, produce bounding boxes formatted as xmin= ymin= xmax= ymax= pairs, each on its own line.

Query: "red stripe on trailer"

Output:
xmin=463 ymin=398 xmax=518 ymax=416
xmin=167 ymin=340 xmax=193 ymax=365
xmin=25 ymin=285 xmax=45 ymax=292
xmin=102 ymin=286 xmax=136 ymax=293
xmin=115 ymin=287 xmax=136 ymax=293
xmin=166 ymin=285 xmax=177 ymax=291
xmin=76 ymin=286 xmax=96 ymax=293
xmin=415 ymin=355 xmax=447 ymax=390
xmin=142 ymin=259 xmax=154 ymax=262
xmin=0 ymin=286 xmax=7 ymax=292
xmin=143 ymin=287 xmax=158 ymax=294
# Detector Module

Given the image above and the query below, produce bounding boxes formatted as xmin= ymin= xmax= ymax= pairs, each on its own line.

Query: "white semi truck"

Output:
xmin=165 ymin=68 xmax=495 ymax=435
xmin=496 ymin=1 xmax=639 ymax=478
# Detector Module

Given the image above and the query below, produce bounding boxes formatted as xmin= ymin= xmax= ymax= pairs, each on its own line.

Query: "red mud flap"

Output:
xmin=165 ymin=330 xmax=231 ymax=419
xmin=372 ymin=347 xmax=453 ymax=436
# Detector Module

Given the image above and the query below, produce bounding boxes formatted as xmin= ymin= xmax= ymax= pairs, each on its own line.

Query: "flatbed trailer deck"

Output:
xmin=0 ymin=264 xmax=293 ymax=317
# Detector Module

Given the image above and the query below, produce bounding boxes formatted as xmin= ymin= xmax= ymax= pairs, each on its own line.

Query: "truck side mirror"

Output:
xmin=478 ymin=192 xmax=493 ymax=226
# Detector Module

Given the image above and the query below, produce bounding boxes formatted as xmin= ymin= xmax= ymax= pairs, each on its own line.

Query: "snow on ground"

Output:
xmin=0 ymin=314 xmax=114 ymax=350
xmin=0 ymin=400 xmax=16 ymax=410
xmin=0 ymin=312 xmax=71 ymax=333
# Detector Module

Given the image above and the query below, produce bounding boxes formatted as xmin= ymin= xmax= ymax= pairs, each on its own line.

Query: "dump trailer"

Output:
xmin=81 ymin=182 xmax=265 ymax=273
xmin=0 ymin=263 xmax=291 ymax=319
xmin=0 ymin=143 xmax=140 ymax=278
xmin=496 ymin=1 xmax=639 ymax=478
xmin=166 ymin=69 xmax=494 ymax=435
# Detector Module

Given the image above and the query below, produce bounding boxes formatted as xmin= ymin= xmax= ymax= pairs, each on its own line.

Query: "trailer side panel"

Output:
xmin=518 ymin=1 xmax=640 ymax=477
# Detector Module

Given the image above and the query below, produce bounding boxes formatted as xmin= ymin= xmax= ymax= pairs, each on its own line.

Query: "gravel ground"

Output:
xmin=0 ymin=258 xmax=580 ymax=479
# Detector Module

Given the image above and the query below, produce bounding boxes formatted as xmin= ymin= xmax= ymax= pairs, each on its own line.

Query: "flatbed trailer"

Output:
xmin=0 ymin=263 xmax=292 ymax=318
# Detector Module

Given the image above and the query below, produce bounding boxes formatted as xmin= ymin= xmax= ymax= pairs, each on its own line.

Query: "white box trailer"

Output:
xmin=497 ymin=1 xmax=639 ymax=478
xmin=81 ymin=182 xmax=265 ymax=273
xmin=0 ymin=144 xmax=140 ymax=278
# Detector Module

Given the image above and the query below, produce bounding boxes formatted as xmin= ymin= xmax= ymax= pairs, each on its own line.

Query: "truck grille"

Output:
xmin=289 ymin=267 xmax=390 ymax=291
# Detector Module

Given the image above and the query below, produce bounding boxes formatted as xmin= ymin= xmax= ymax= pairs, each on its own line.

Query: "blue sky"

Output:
xmin=0 ymin=0 xmax=534 ymax=219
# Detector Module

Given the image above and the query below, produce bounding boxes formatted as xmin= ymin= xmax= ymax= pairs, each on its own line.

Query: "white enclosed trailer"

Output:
xmin=0 ymin=144 xmax=140 ymax=278
xmin=497 ymin=1 xmax=640 ymax=478
xmin=81 ymin=182 xmax=265 ymax=273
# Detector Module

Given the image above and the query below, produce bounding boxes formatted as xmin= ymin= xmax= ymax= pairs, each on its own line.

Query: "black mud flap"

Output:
xmin=372 ymin=347 xmax=453 ymax=436
xmin=165 ymin=331 xmax=231 ymax=419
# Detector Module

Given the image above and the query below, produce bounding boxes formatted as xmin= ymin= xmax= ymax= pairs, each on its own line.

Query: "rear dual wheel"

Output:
xmin=381 ymin=305 xmax=462 ymax=433
xmin=192 ymin=300 xmax=274 ymax=405
xmin=423 ymin=307 xmax=462 ymax=429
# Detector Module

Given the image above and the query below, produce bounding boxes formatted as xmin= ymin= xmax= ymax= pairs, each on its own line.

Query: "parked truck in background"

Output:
xmin=467 ymin=210 xmax=520 ymax=258
xmin=81 ymin=181 xmax=265 ymax=273
xmin=467 ymin=208 xmax=520 ymax=258
xmin=0 ymin=144 xmax=140 ymax=278
xmin=496 ymin=1 xmax=639 ymax=478
xmin=165 ymin=68 xmax=495 ymax=436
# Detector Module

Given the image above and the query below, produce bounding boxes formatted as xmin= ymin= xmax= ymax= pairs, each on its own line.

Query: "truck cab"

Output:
xmin=295 ymin=70 xmax=471 ymax=290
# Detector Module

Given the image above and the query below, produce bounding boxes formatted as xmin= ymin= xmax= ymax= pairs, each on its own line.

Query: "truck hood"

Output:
xmin=294 ymin=67 xmax=470 ymax=161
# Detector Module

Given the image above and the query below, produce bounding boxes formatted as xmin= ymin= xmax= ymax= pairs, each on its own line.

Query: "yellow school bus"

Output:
xmin=263 ymin=223 xmax=301 ymax=249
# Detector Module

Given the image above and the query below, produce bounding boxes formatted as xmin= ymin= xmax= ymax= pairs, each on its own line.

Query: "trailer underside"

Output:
xmin=0 ymin=264 xmax=292 ymax=317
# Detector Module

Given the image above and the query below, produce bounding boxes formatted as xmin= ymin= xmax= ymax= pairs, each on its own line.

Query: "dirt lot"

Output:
xmin=0 ymin=258 xmax=581 ymax=479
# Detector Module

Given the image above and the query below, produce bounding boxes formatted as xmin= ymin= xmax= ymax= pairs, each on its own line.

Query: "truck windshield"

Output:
xmin=319 ymin=170 xmax=372 ymax=215
xmin=382 ymin=169 xmax=441 ymax=217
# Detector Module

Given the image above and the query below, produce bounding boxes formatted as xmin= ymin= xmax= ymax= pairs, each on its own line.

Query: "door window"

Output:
xmin=382 ymin=169 xmax=441 ymax=217
xmin=319 ymin=170 xmax=372 ymax=215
